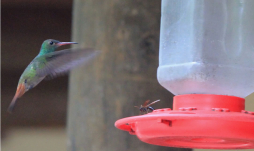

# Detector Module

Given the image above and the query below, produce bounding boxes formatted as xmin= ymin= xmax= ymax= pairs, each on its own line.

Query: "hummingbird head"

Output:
xmin=39 ymin=39 xmax=78 ymax=55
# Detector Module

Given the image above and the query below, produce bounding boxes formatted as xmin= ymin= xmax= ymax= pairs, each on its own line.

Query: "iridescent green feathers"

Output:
xmin=8 ymin=39 xmax=99 ymax=113
xmin=35 ymin=48 xmax=99 ymax=79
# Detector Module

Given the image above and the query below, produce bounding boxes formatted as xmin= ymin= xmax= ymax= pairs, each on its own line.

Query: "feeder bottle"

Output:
xmin=157 ymin=0 xmax=254 ymax=98
xmin=115 ymin=0 xmax=254 ymax=149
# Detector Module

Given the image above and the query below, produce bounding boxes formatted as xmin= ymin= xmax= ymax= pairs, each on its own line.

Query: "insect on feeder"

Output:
xmin=115 ymin=0 xmax=254 ymax=149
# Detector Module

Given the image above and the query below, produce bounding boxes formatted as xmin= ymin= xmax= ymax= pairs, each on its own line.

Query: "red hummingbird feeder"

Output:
xmin=115 ymin=94 xmax=254 ymax=149
xmin=115 ymin=0 xmax=254 ymax=149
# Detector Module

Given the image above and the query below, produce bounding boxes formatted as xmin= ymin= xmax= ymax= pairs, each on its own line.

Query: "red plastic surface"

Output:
xmin=115 ymin=94 xmax=254 ymax=149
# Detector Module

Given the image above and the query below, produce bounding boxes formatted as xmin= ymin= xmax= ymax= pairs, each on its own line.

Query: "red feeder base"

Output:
xmin=115 ymin=94 xmax=254 ymax=149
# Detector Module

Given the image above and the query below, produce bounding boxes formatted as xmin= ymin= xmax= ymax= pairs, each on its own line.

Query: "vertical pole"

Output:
xmin=67 ymin=0 xmax=191 ymax=151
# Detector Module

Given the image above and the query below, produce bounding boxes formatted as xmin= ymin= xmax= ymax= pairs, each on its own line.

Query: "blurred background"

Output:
xmin=2 ymin=0 xmax=254 ymax=151
xmin=2 ymin=0 xmax=74 ymax=150
xmin=2 ymin=0 xmax=174 ymax=151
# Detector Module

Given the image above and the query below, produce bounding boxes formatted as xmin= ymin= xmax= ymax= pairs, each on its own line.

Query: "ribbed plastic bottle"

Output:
xmin=157 ymin=0 xmax=254 ymax=98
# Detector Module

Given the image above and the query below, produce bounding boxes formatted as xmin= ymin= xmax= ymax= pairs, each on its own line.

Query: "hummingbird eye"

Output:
xmin=49 ymin=41 xmax=54 ymax=45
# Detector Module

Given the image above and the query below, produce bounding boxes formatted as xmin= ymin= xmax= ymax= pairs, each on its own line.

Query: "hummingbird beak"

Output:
xmin=56 ymin=42 xmax=78 ymax=46
xmin=8 ymin=83 xmax=26 ymax=113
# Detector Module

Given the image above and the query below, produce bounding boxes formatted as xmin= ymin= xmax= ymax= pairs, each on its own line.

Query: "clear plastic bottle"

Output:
xmin=157 ymin=0 xmax=254 ymax=98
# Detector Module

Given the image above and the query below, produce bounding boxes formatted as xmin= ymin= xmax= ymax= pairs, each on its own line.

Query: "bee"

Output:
xmin=134 ymin=100 xmax=160 ymax=114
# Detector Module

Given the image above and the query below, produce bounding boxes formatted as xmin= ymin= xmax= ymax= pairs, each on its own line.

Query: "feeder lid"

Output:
xmin=115 ymin=94 xmax=254 ymax=149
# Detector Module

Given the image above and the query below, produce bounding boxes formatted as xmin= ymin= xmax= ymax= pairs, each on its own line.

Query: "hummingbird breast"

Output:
xmin=20 ymin=63 xmax=45 ymax=91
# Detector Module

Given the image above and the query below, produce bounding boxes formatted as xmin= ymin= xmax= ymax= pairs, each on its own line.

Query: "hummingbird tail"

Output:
xmin=7 ymin=97 xmax=17 ymax=113
xmin=8 ymin=84 xmax=26 ymax=113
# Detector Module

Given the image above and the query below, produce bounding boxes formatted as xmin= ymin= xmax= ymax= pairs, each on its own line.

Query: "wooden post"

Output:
xmin=67 ymin=0 xmax=191 ymax=151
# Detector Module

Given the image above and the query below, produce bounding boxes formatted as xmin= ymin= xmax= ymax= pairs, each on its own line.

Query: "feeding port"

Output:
xmin=115 ymin=0 xmax=254 ymax=149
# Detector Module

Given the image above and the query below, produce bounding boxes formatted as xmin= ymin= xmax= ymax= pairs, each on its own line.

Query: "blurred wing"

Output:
xmin=143 ymin=100 xmax=150 ymax=106
xmin=35 ymin=48 xmax=100 ymax=79
xmin=147 ymin=100 xmax=160 ymax=106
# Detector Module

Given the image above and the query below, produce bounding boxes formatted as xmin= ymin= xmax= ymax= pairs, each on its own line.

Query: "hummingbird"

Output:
xmin=8 ymin=39 xmax=99 ymax=113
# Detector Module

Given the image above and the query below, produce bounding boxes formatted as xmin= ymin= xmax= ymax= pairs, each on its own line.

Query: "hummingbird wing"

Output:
xmin=34 ymin=48 xmax=100 ymax=79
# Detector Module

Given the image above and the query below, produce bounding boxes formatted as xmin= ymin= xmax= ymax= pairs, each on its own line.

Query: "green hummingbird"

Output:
xmin=8 ymin=39 xmax=99 ymax=113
